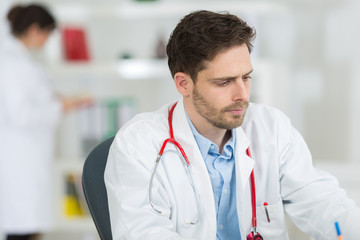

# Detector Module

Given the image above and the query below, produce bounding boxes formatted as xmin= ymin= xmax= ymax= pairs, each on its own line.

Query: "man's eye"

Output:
xmin=218 ymin=81 xmax=230 ymax=86
xmin=243 ymin=76 xmax=252 ymax=81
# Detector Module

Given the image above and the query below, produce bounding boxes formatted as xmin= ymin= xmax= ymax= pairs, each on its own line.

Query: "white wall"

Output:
xmin=255 ymin=0 xmax=360 ymax=164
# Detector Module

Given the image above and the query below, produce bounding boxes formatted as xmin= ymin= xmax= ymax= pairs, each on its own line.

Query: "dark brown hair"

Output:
xmin=166 ymin=10 xmax=256 ymax=81
xmin=7 ymin=4 xmax=56 ymax=36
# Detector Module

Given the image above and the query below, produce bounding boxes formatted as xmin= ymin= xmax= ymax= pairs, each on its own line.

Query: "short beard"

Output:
xmin=193 ymin=87 xmax=249 ymax=130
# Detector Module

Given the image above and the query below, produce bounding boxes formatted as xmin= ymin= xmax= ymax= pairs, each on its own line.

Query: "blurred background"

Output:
xmin=0 ymin=0 xmax=359 ymax=239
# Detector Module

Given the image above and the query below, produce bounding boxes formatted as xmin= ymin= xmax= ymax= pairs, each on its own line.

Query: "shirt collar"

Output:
xmin=185 ymin=109 xmax=236 ymax=160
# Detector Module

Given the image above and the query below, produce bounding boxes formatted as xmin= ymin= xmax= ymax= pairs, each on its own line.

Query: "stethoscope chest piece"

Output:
xmin=247 ymin=231 xmax=263 ymax=240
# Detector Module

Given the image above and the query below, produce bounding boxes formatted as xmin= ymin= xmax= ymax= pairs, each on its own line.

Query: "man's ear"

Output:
xmin=174 ymin=72 xmax=193 ymax=97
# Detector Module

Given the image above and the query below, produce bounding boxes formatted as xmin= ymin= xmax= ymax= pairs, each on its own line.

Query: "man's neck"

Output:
xmin=185 ymin=105 xmax=231 ymax=153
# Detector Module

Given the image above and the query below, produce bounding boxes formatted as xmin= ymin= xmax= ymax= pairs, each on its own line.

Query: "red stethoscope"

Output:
xmin=148 ymin=102 xmax=263 ymax=239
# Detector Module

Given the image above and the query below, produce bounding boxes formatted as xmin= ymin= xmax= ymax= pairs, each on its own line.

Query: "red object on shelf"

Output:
xmin=62 ymin=27 xmax=90 ymax=61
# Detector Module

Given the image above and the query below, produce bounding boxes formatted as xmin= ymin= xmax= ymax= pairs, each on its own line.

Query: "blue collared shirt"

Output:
xmin=186 ymin=113 xmax=241 ymax=240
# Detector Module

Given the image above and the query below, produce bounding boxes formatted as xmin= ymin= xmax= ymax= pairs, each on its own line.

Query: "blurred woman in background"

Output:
xmin=0 ymin=4 xmax=91 ymax=240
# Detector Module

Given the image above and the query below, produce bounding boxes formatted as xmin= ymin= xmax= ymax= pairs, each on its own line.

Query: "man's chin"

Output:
xmin=214 ymin=119 xmax=244 ymax=130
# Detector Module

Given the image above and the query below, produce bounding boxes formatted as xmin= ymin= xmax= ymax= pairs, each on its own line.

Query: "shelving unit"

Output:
xmin=46 ymin=59 xmax=169 ymax=80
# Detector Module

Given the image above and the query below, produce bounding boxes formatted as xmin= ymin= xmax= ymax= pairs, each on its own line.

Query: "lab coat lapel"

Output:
xmin=234 ymin=127 xmax=255 ymax=237
xmin=171 ymin=98 xmax=217 ymax=234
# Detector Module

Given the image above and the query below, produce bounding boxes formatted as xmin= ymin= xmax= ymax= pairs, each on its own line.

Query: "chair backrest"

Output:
xmin=82 ymin=136 xmax=114 ymax=240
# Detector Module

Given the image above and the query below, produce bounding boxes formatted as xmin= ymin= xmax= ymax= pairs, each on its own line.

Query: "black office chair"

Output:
xmin=82 ymin=136 xmax=115 ymax=240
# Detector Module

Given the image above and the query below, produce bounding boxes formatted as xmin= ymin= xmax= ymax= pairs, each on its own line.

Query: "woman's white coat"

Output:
xmin=0 ymin=35 xmax=61 ymax=233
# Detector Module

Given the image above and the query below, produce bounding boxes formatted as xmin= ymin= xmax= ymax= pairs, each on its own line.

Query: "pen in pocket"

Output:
xmin=263 ymin=202 xmax=270 ymax=222
xmin=335 ymin=221 xmax=343 ymax=240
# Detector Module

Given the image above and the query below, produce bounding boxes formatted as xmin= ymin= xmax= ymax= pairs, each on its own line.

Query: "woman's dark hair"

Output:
xmin=166 ymin=10 xmax=256 ymax=81
xmin=7 ymin=4 xmax=56 ymax=36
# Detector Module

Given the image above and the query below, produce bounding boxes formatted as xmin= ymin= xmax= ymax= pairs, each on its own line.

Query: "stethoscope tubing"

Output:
xmin=247 ymin=148 xmax=257 ymax=230
xmin=148 ymin=155 xmax=163 ymax=214
xmin=149 ymin=148 xmax=200 ymax=224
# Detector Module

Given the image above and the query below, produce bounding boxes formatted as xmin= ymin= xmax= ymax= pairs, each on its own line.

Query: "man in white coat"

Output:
xmin=105 ymin=10 xmax=360 ymax=239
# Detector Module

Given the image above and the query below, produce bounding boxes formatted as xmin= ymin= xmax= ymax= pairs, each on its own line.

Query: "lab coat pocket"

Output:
xmin=256 ymin=200 xmax=289 ymax=240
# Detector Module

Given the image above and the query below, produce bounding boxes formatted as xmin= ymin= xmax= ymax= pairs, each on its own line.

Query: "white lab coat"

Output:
xmin=105 ymin=98 xmax=360 ymax=240
xmin=0 ymin=35 xmax=62 ymax=233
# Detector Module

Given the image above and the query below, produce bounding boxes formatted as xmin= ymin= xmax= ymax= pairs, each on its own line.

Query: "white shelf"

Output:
xmin=46 ymin=58 xmax=282 ymax=80
xmin=116 ymin=58 xmax=170 ymax=80
xmin=50 ymin=1 xmax=288 ymax=22
xmin=55 ymin=216 xmax=96 ymax=232
xmin=46 ymin=61 xmax=118 ymax=77
xmin=46 ymin=59 xmax=170 ymax=80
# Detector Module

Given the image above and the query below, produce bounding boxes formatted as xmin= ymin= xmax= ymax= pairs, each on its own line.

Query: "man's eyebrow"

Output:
xmin=208 ymin=69 xmax=253 ymax=81
xmin=244 ymin=69 xmax=253 ymax=76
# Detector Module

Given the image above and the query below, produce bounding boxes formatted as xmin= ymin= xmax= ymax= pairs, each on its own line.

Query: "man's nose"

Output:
xmin=232 ymin=79 xmax=250 ymax=101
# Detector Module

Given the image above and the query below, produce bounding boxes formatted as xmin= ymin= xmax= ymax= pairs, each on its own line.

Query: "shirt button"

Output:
xmin=223 ymin=188 xmax=229 ymax=194
xmin=219 ymin=224 xmax=224 ymax=230
xmin=211 ymin=145 xmax=215 ymax=150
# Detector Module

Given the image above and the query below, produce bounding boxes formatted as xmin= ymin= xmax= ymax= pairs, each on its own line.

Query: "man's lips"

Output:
xmin=227 ymin=109 xmax=244 ymax=115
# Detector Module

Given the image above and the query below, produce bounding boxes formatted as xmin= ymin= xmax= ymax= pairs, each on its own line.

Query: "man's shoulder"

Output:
xmin=110 ymin=103 xmax=173 ymax=160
